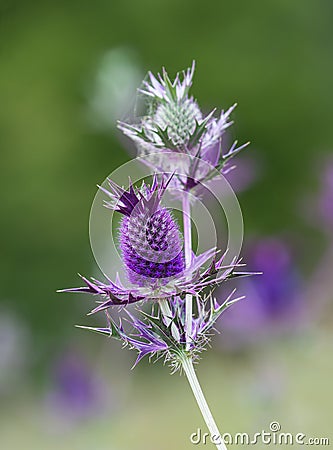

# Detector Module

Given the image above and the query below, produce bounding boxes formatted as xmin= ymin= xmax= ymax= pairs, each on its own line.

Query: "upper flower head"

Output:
xmin=118 ymin=62 xmax=249 ymax=189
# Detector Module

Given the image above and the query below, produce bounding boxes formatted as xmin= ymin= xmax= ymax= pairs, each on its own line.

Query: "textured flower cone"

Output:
xmin=120 ymin=207 xmax=184 ymax=286
xmin=152 ymin=98 xmax=202 ymax=147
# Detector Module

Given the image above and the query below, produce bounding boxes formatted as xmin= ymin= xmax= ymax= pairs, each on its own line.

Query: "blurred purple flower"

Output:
xmin=45 ymin=348 xmax=110 ymax=426
xmin=218 ymin=237 xmax=304 ymax=349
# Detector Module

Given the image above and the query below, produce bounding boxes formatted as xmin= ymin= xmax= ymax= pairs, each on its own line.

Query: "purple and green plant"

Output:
xmin=60 ymin=63 xmax=254 ymax=450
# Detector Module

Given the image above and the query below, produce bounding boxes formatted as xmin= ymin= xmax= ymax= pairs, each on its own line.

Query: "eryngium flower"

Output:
xmin=60 ymin=176 xmax=249 ymax=313
xmin=118 ymin=62 xmax=249 ymax=189
xmin=104 ymin=175 xmax=184 ymax=285
xmin=120 ymin=198 xmax=184 ymax=285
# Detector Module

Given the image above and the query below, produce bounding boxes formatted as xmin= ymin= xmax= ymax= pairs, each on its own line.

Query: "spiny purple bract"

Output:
xmin=120 ymin=206 xmax=184 ymax=286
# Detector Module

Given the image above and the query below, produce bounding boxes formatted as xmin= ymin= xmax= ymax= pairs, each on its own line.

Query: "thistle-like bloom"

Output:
xmin=61 ymin=176 xmax=247 ymax=317
xmin=117 ymin=181 xmax=185 ymax=285
xmin=62 ymin=61 xmax=254 ymax=450
xmin=118 ymin=62 xmax=249 ymax=189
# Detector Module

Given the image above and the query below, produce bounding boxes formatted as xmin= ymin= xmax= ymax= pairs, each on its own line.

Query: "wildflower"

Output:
xmin=118 ymin=62 xmax=249 ymax=190
xmin=60 ymin=175 xmax=247 ymax=316
xmin=61 ymin=61 xmax=255 ymax=450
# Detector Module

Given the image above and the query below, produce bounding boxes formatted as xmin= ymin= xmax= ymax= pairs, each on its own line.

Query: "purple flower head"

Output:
xmin=102 ymin=175 xmax=185 ymax=285
xmin=121 ymin=209 xmax=184 ymax=285
xmin=60 ymin=172 xmax=252 ymax=317
xmin=118 ymin=62 xmax=249 ymax=191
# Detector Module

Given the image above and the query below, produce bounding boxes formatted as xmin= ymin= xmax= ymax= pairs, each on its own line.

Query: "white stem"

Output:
xmin=159 ymin=298 xmax=180 ymax=341
xmin=182 ymin=193 xmax=192 ymax=351
xmin=182 ymin=356 xmax=228 ymax=450
xmin=182 ymin=193 xmax=193 ymax=266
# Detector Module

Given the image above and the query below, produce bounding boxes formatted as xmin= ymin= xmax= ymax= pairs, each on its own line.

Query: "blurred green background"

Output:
xmin=1 ymin=0 xmax=333 ymax=449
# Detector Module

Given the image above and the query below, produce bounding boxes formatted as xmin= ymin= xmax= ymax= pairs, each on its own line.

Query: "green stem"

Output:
xmin=182 ymin=356 xmax=228 ymax=450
